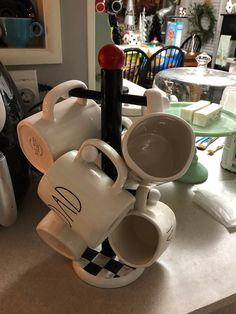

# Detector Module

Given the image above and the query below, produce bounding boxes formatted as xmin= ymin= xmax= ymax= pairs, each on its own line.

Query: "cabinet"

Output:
xmin=0 ymin=0 xmax=62 ymax=65
xmin=215 ymin=14 xmax=236 ymax=71
xmin=220 ymin=14 xmax=236 ymax=44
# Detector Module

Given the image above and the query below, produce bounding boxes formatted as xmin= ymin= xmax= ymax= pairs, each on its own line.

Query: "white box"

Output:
xmin=180 ymin=100 xmax=211 ymax=123
xmin=193 ymin=103 xmax=223 ymax=127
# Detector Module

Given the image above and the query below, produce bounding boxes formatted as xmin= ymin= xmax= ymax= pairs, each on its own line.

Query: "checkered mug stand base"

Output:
xmin=72 ymin=247 xmax=144 ymax=288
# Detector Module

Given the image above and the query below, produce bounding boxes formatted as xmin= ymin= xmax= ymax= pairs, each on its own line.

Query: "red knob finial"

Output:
xmin=98 ymin=44 xmax=125 ymax=70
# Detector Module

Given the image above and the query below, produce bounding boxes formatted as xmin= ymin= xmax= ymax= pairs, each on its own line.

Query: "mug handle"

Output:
xmin=30 ymin=22 xmax=44 ymax=37
xmin=77 ymin=138 xmax=128 ymax=194
xmin=144 ymin=88 xmax=170 ymax=114
xmin=135 ymin=185 xmax=161 ymax=212
xmin=121 ymin=116 xmax=132 ymax=129
xmin=42 ymin=80 xmax=88 ymax=122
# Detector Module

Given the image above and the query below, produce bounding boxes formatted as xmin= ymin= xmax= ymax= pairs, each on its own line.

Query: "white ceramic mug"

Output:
xmin=0 ymin=17 xmax=44 ymax=48
xmin=37 ymin=138 xmax=136 ymax=248
xmin=143 ymin=87 xmax=170 ymax=114
xmin=17 ymin=80 xmax=101 ymax=173
xmin=122 ymin=87 xmax=170 ymax=123
xmin=36 ymin=210 xmax=87 ymax=260
xmin=108 ymin=185 xmax=176 ymax=268
xmin=122 ymin=112 xmax=195 ymax=184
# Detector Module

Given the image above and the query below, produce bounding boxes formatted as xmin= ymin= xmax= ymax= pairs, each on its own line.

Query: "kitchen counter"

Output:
xmin=1 ymin=78 xmax=236 ymax=313
xmin=0 ymin=146 xmax=236 ymax=314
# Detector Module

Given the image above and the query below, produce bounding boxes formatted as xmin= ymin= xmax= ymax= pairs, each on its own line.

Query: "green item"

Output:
xmin=178 ymin=152 xmax=208 ymax=184
xmin=167 ymin=102 xmax=236 ymax=184
xmin=167 ymin=102 xmax=236 ymax=137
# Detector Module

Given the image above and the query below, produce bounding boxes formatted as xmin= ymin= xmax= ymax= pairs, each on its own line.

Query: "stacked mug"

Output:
xmin=0 ymin=17 xmax=44 ymax=48
xmin=17 ymin=80 xmax=195 ymax=269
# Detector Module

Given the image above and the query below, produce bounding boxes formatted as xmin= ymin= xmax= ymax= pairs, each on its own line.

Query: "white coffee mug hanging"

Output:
xmin=17 ymin=80 xmax=101 ymax=173
xmin=37 ymin=138 xmax=136 ymax=248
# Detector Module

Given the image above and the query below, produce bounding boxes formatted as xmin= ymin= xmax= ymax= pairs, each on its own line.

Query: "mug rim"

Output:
xmin=122 ymin=112 xmax=195 ymax=183
xmin=17 ymin=120 xmax=53 ymax=174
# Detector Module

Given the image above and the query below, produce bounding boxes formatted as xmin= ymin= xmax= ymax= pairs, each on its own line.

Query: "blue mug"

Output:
xmin=0 ymin=17 xmax=44 ymax=48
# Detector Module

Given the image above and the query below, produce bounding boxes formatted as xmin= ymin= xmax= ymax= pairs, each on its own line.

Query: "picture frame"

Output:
xmin=0 ymin=0 xmax=62 ymax=65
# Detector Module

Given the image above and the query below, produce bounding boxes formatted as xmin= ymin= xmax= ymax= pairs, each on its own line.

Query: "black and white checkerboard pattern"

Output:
xmin=77 ymin=247 xmax=136 ymax=279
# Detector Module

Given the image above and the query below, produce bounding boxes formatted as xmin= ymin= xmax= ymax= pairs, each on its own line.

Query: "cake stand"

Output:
xmin=167 ymin=102 xmax=236 ymax=184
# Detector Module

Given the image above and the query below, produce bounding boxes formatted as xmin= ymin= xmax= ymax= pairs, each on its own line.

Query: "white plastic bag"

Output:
xmin=193 ymin=179 xmax=236 ymax=230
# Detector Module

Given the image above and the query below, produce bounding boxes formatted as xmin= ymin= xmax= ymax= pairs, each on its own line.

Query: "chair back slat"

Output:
xmin=123 ymin=48 xmax=148 ymax=86
xmin=144 ymin=45 xmax=184 ymax=88
xmin=180 ymin=34 xmax=202 ymax=53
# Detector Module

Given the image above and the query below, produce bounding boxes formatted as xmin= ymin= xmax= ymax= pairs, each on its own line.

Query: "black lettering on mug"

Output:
xmin=166 ymin=224 xmax=174 ymax=242
xmin=47 ymin=186 xmax=82 ymax=227
xmin=54 ymin=187 xmax=81 ymax=214
xmin=29 ymin=136 xmax=43 ymax=156
xmin=48 ymin=204 xmax=73 ymax=227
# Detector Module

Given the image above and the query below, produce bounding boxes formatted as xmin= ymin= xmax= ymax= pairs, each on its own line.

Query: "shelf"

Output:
xmin=220 ymin=13 xmax=236 ymax=16
xmin=0 ymin=0 xmax=62 ymax=65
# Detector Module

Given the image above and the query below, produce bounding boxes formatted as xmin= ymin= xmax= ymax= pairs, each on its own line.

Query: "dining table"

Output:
xmin=119 ymin=43 xmax=164 ymax=57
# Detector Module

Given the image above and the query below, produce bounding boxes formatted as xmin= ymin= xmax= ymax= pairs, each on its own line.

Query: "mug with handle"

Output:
xmin=17 ymin=80 xmax=101 ymax=173
xmin=36 ymin=210 xmax=87 ymax=261
xmin=143 ymin=87 xmax=170 ymax=115
xmin=0 ymin=17 xmax=44 ymax=48
xmin=37 ymin=138 xmax=136 ymax=248
xmin=108 ymin=184 xmax=176 ymax=268
xmin=122 ymin=87 xmax=170 ymax=123
xmin=122 ymin=112 xmax=195 ymax=184
xmin=122 ymin=89 xmax=172 ymax=190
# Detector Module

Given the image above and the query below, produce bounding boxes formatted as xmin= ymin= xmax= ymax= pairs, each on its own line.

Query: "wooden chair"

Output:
xmin=143 ymin=45 xmax=185 ymax=88
xmin=123 ymin=48 xmax=149 ymax=87
xmin=180 ymin=34 xmax=202 ymax=53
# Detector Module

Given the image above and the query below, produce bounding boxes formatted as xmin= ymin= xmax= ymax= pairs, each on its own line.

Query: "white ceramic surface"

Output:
xmin=17 ymin=80 xmax=101 ymax=173
xmin=122 ymin=112 xmax=195 ymax=184
xmin=0 ymin=153 xmax=17 ymax=226
xmin=122 ymin=85 xmax=170 ymax=123
xmin=143 ymin=87 xmax=170 ymax=114
xmin=37 ymin=138 xmax=136 ymax=248
xmin=109 ymin=185 xmax=176 ymax=268
xmin=0 ymin=94 xmax=6 ymax=133
xmin=72 ymin=259 xmax=144 ymax=289
xmin=36 ymin=210 xmax=87 ymax=260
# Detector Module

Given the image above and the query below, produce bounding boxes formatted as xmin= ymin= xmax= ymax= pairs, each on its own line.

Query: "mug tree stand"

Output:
xmin=70 ymin=44 xmax=148 ymax=288
xmin=72 ymin=246 xmax=144 ymax=289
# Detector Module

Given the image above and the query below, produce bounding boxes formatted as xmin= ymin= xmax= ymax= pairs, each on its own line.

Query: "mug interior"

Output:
xmin=109 ymin=214 xmax=159 ymax=267
xmin=126 ymin=115 xmax=193 ymax=179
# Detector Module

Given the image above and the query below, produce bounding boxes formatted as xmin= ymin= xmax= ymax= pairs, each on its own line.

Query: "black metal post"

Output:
xmin=101 ymin=69 xmax=123 ymax=176
xmin=100 ymin=68 xmax=123 ymax=256
xmin=69 ymin=44 xmax=147 ymax=257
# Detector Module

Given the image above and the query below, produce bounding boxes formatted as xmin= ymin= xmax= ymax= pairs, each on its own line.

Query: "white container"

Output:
xmin=220 ymin=86 xmax=236 ymax=172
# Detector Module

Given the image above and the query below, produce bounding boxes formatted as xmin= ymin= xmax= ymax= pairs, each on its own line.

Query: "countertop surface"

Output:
xmin=0 ymin=146 xmax=236 ymax=314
